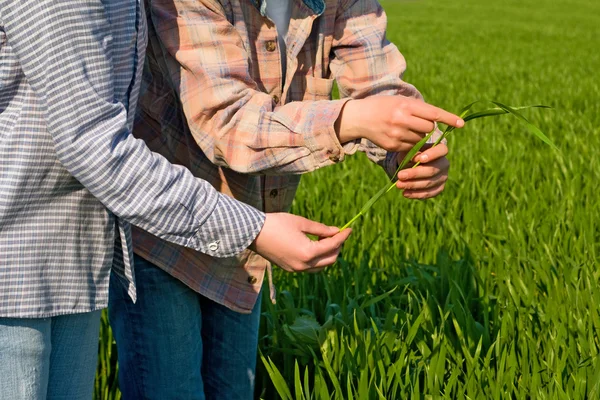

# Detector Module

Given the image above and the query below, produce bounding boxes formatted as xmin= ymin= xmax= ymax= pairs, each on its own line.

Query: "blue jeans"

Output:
xmin=108 ymin=254 xmax=262 ymax=400
xmin=0 ymin=310 xmax=101 ymax=399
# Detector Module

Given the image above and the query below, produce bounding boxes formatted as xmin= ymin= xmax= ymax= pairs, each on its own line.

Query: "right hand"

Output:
xmin=250 ymin=213 xmax=352 ymax=273
xmin=335 ymin=95 xmax=464 ymax=152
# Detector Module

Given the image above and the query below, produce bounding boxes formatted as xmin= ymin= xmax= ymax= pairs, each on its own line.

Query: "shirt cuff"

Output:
xmin=188 ymin=192 xmax=266 ymax=258
xmin=302 ymin=97 xmax=354 ymax=167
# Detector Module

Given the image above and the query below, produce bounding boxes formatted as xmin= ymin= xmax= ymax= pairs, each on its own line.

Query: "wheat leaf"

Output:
xmin=491 ymin=101 xmax=558 ymax=150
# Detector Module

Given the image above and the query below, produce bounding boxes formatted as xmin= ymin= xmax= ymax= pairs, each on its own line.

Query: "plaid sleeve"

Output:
xmin=0 ymin=0 xmax=264 ymax=257
xmin=148 ymin=0 xmax=351 ymax=175
xmin=330 ymin=0 xmax=430 ymax=178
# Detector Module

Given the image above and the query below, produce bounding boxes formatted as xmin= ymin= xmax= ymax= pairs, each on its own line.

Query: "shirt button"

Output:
xmin=265 ymin=40 xmax=277 ymax=52
xmin=247 ymin=276 xmax=258 ymax=284
xmin=272 ymin=94 xmax=280 ymax=104
xmin=269 ymin=189 xmax=278 ymax=198
xmin=208 ymin=241 xmax=219 ymax=252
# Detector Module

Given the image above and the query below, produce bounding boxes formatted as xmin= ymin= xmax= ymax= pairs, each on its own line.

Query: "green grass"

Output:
xmin=95 ymin=0 xmax=600 ymax=398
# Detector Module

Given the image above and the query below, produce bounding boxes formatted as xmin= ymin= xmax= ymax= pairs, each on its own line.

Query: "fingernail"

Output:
xmin=457 ymin=119 xmax=465 ymax=128
xmin=418 ymin=154 xmax=429 ymax=162
xmin=398 ymin=172 xmax=407 ymax=180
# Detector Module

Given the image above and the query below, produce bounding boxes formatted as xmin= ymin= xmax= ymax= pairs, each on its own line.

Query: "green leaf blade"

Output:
xmin=491 ymin=101 xmax=558 ymax=150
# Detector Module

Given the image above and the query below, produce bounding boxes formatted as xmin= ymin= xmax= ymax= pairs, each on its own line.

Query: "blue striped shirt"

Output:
xmin=0 ymin=0 xmax=265 ymax=318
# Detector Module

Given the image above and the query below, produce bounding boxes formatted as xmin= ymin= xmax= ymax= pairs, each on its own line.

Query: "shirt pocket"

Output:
xmin=303 ymin=76 xmax=334 ymax=101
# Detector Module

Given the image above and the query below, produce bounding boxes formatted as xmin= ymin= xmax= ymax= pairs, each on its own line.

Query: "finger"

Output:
xmin=313 ymin=248 xmax=343 ymax=268
xmin=397 ymin=158 xmax=449 ymax=181
xmin=311 ymin=228 xmax=352 ymax=258
xmin=396 ymin=172 xmax=447 ymax=191
xmin=403 ymin=184 xmax=446 ymax=200
xmin=411 ymin=103 xmax=464 ymax=128
xmin=404 ymin=116 xmax=435 ymax=134
xmin=414 ymin=143 xmax=449 ymax=163
xmin=300 ymin=217 xmax=340 ymax=238
xmin=389 ymin=129 xmax=425 ymax=149
xmin=406 ymin=143 xmax=434 ymax=161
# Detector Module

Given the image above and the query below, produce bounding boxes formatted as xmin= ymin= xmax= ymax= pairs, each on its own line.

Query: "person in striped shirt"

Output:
xmin=0 ymin=0 xmax=352 ymax=398
xmin=108 ymin=0 xmax=465 ymax=398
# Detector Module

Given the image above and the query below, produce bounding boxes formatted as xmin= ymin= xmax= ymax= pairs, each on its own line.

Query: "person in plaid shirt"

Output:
xmin=108 ymin=0 xmax=465 ymax=398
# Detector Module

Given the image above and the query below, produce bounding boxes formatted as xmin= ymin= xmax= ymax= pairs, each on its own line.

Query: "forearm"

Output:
xmin=149 ymin=0 xmax=355 ymax=176
xmin=330 ymin=0 xmax=438 ymax=173
xmin=1 ymin=0 xmax=264 ymax=257
xmin=184 ymin=92 xmax=353 ymax=175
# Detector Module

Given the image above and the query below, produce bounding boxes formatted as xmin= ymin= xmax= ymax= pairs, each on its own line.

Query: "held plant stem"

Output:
xmin=340 ymin=101 xmax=555 ymax=231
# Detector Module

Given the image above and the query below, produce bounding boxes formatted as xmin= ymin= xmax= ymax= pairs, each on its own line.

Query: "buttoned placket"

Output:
xmin=252 ymin=1 xmax=327 ymax=302
xmin=254 ymin=12 xmax=286 ymax=299
xmin=259 ymin=12 xmax=285 ymax=215
xmin=285 ymin=3 xmax=342 ymax=164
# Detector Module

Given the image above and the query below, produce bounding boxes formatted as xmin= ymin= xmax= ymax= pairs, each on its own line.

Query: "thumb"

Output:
xmin=312 ymin=228 xmax=352 ymax=256
xmin=299 ymin=217 xmax=340 ymax=238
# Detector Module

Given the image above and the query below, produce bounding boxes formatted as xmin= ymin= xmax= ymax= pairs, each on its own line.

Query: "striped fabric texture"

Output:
xmin=0 ymin=0 xmax=265 ymax=318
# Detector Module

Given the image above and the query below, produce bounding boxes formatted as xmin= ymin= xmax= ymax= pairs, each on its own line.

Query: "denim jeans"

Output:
xmin=108 ymin=254 xmax=262 ymax=400
xmin=0 ymin=310 xmax=102 ymax=400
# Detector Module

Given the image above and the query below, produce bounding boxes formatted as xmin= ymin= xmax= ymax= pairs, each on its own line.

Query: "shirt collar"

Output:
xmin=250 ymin=0 xmax=325 ymax=16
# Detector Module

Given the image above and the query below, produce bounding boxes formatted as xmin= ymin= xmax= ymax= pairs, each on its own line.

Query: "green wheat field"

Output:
xmin=94 ymin=0 xmax=600 ymax=398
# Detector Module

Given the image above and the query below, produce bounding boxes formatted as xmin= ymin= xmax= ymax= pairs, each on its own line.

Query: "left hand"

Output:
xmin=395 ymin=143 xmax=450 ymax=199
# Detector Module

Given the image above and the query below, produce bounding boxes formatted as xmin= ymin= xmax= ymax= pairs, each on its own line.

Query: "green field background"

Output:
xmin=94 ymin=0 xmax=600 ymax=398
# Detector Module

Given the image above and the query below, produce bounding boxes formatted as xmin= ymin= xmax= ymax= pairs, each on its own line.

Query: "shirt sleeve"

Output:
xmin=330 ymin=0 xmax=436 ymax=179
xmin=0 ymin=0 xmax=264 ymax=258
xmin=147 ymin=0 xmax=351 ymax=175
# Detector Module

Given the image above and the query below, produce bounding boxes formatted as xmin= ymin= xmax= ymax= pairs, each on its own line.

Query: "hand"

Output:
xmin=335 ymin=96 xmax=463 ymax=152
xmin=395 ymin=143 xmax=450 ymax=199
xmin=250 ymin=213 xmax=352 ymax=273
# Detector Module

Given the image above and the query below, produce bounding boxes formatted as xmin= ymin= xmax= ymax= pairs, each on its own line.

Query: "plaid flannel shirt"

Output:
xmin=133 ymin=0 xmax=425 ymax=313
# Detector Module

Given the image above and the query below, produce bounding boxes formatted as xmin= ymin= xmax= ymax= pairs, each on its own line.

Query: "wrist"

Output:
xmin=334 ymin=99 xmax=363 ymax=143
